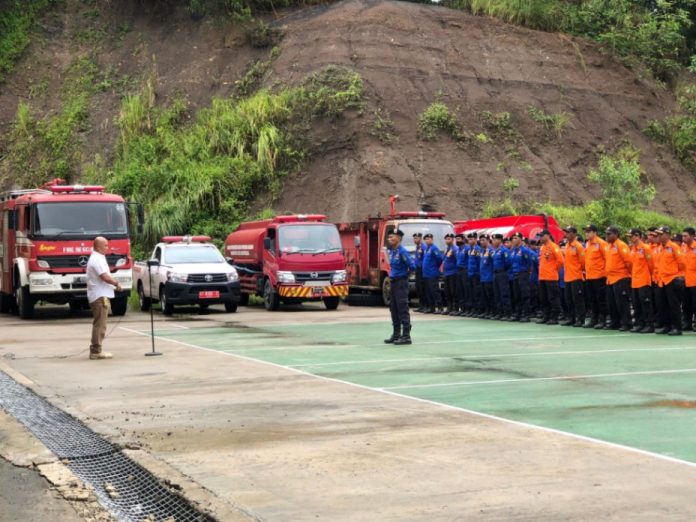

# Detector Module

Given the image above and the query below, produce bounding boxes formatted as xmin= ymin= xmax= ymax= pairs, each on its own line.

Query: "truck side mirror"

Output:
xmin=263 ymin=237 xmax=272 ymax=250
xmin=7 ymin=209 xmax=16 ymax=230
xmin=147 ymin=259 xmax=160 ymax=267
xmin=354 ymin=235 xmax=360 ymax=248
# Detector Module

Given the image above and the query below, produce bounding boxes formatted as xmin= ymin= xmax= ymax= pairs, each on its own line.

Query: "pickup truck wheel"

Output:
xmin=138 ymin=283 xmax=151 ymax=312
xmin=69 ymin=300 xmax=87 ymax=312
xmin=381 ymin=276 xmax=391 ymax=307
xmin=323 ymin=296 xmax=340 ymax=310
xmin=111 ymin=296 xmax=128 ymax=316
xmin=16 ymin=285 xmax=34 ymax=320
xmin=224 ymin=302 xmax=238 ymax=313
xmin=160 ymin=286 xmax=174 ymax=316
xmin=263 ymin=279 xmax=280 ymax=311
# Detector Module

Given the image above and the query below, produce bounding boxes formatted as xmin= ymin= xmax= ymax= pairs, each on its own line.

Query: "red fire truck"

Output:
xmin=0 ymin=179 xmax=142 ymax=319
xmin=223 ymin=214 xmax=348 ymax=311
xmin=338 ymin=196 xmax=455 ymax=305
xmin=454 ymin=214 xmax=564 ymax=242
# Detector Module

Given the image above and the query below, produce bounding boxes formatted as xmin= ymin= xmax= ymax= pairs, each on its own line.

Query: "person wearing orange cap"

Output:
xmin=628 ymin=228 xmax=655 ymax=333
xmin=536 ymin=229 xmax=564 ymax=325
xmin=604 ymin=225 xmax=632 ymax=331
xmin=682 ymin=227 xmax=696 ymax=332
xmin=562 ymin=226 xmax=586 ymax=327
xmin=654 ymin=226 xmax=686 ymax=335
xmin=583 ymin=224 xmax=608 ymax=328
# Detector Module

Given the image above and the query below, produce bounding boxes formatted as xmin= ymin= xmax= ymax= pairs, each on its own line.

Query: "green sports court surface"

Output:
xmin=153 ymin=319 xmax=696 ymax=465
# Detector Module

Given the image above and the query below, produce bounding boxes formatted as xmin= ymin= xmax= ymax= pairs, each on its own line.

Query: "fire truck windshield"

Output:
xmin=32 ymin=202 xmax=129 ymax=239
xmin=279 ymin=224 xmax=341 ymax=254
xmin=396 ymin=222 xmax=454 ymax=252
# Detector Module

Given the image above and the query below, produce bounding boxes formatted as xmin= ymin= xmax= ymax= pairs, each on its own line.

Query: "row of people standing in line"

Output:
xmin=410 ymin=224 xmax=696 ymax=336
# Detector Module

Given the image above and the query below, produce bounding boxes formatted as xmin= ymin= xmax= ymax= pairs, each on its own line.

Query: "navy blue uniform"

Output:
xmin=510 ymin=245 xmax=536 ymax=320
xmin=530 ymin=250 xmax=540 ymax=315
xmin=479 ymin=246 xmax=495 ymax=316
xmin=442 ymin=244 xmax=459 ymax=313
xmin=412 ymin=243 xmax=425 ymax=310
xmin=466 ymin=245 xmax=482 ymax=313
xmin=455 ymin=244 xmax=469 ymax=312
xmin=389 ymin=245 xmax=415 ymax=330
xmin=492 ymin=245 xmax=513 ymax=317
xmin=422 ymin=244 xmax=443 ymax=310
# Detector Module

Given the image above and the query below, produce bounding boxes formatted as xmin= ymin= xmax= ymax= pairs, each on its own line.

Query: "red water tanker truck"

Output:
xmin=223 ymin=215 xmax=348 ymax=311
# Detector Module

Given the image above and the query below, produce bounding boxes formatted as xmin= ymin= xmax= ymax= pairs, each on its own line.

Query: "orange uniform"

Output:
xmin=564 ymin=239 xmax=585 ymax=282
xmin=684 ymin=242 xmax=696 ymax=288
xmin=539 ymin=242 xmax=564 ymax=281
xmin=655 ymin=240 xmax=685 ymax=286
xmin=584 ymin=236 xmax=607 ymax=280
xmin=629 ymin=241 xmax=654 ymax=289
xmin=604 ymin=239 xmax=632 ymax=285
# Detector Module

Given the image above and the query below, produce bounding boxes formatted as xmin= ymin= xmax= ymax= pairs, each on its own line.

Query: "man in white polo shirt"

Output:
xmin=86 ymin=236 xmax=122 ymax=360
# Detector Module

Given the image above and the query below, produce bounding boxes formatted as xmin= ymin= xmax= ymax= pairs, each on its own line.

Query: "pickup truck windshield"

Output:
xmin=163 ymin=246 xmax=224 ymax=264
xmin=279 ymin=224 xmax=341 ymax=254
xmin=32 ymin=202 xmax=129 ymax=239
xmin=396 ymin=222 xmax=454 ymax=252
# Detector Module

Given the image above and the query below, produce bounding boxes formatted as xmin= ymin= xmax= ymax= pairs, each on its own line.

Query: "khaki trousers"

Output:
xmin=89 ymin=297 xmax=111 ymax=354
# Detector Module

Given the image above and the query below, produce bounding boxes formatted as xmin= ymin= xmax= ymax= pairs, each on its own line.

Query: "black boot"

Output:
xmin=394 ymin=325 xmax=412 ymax=345
xmin=384 ymin=326 xmax=400 ymax=344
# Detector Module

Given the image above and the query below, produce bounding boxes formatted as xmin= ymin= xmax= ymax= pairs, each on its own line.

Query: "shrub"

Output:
xmin=418 ymin=102 xmax=465 ymax=141
xmin=527 ymin=105 xmax=571 ymax=139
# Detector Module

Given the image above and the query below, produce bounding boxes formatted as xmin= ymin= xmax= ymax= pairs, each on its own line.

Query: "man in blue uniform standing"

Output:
xmin=510 ymin=232 xmax=536 ymax=322
xmin=422 ymin=233 xmax=444 ymax=314
xmin=442 ymin=233 xmax=459 ymax=315
xmin=491 ymin=233 xmax=513 ymax=320
xmin=454 ymin=233 xmax=468 ymax=315
xmin=465 ymin=232 xmax=482 ymax=316
xmin=384 ymin=229 xmax=416 ymax=345
xmin=412 ymin=232 xmax=426 ymax=312
xmin=479 ymin=234 xmax=495 ymax=318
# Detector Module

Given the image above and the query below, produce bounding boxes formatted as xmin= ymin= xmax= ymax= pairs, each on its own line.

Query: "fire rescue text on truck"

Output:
xmin=0 ymin=180 xmax=142 ymax=319
xmin=338 ymin=196 xmax=455 ymax=305
xmin=224 ymin=215 xmax=348 ymax=311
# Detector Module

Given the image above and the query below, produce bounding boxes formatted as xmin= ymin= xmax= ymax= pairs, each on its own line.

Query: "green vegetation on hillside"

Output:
xmin=93 ymin=66 xmax=363 ymax=248
xmin=644 ymin=84 xmax=696 ymax=169
xmin=0 ymin=0 xmax=55 ymax=83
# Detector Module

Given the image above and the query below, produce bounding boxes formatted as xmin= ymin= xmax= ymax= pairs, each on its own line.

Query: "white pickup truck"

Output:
xmin=133 ymin=236 xmax=241 ymax=315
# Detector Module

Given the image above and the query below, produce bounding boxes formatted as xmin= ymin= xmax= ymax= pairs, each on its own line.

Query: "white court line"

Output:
xmin=289 ymin=345 xmax=696 ymax=368
xmin=166 ymin=324 xmax=190 ymax=329
xmin=167 ymin=333 xmax=633 ymax=353
xmin=384 ymin=368 xmax=696 ymax=391
xmin=118 ymin=326 xmax=696 ymax=469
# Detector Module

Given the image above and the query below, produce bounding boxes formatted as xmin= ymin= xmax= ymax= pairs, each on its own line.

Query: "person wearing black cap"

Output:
xmin=628 ymin=228 xmax=655 ymax=333
xmin=562 ymin=226 xmax=586 ymax=327
xmin=491 ymin=233 xmax=513 ymax=320
xmin=442 ymin=233 xmax=459 ymax=315
xmin=384 ymin=229 xmax=415 ymax=345
xmin=529 ymin=237 xmax=541 ymax=317
xmin=509 ymin=232 xmax=536 ymax=322
xmin=537 ymin=229 xmax=564 ymax=324
xmin=682 ymin=227 xmax=696 ymax=332
xmin=422 ymin=233 xmax=444 ymax=314
xmin=454 ymin=233 xmax=468 ymax=315
xmin=604 ymin=225 xmax=633 ymax=331
xmin=478 ymin=234 xmax=495 ymax=318
xmin=583 ymin=224 xmax=608 ymax=328
xmin=466 ymin=232 xmax=482 ymax=316
xmin=412 ymin=232 xmax=426 ymax=312
xmin=654 ymin=226 xmax=685 ymax=335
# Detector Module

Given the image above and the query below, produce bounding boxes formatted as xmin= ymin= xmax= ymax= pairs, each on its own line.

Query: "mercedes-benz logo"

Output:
xmin=78 ymin=256 xmax=89 ymax=267
xmin=310 ymin=272 xmax=318 ymax=279
xmin=204 ymin=274 xmax=213 ymax=282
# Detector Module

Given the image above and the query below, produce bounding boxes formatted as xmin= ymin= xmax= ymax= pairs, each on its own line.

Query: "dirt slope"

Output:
xmin=0 ymin=0 xmax=693 ymax=222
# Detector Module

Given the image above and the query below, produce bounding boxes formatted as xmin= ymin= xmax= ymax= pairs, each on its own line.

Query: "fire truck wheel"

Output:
xmin=381 ymin=277 xmax=392 ymax=307
xmin=0 ymin=292 xmax=11 ymax=314
xmin=263 ymin=279 xmax=280 ymax=311
xmin=238 ymin=293 xmax=249 ymax=306
xmin=323 ymin=296 xmax=340 ymax=310
xmin=138 ymin=283 xmax=151 ymax=312
xmin=16 ymin=285 xmax=34 ymax=320
xmin=159 ymin=286 xmax=174 ymax=316
xmin=111 ymin=296 xmax=128 ymax=316
xmin=224 ymin=302 xmax=238 ymax=313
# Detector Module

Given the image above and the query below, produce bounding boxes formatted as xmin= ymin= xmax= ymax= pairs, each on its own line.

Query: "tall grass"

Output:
xmin=468 ymin=0 xmax=565 ymax=31
xmin=98 ymin=66 xmax=363 ymax=248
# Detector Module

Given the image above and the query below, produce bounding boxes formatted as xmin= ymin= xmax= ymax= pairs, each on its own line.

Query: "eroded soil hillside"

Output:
xmin=0 ymin=0 xmax=693 ymax=222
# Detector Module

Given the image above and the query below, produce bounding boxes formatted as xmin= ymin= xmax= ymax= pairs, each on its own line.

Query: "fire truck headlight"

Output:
xmin=332 ymin=270 xmax=347 ymax=283
xmin=115 ymin=257 xmax=127 ymax=267
xmin=227 ymin=269 xmax=239 ymax=282
xmin=168 ymin=272 xmax=188 ymax=283
xmin=36 ymin=259 xmax=50 ymax=269
xmin=31 ymin=277 xmax=54 ymax=286
xmin=277 ymin=271 xmax=295 ymax=283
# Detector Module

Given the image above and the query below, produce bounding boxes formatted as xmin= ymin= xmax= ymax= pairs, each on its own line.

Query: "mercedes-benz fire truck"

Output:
xmin=0 ymin=179 xmax=142 ymax=319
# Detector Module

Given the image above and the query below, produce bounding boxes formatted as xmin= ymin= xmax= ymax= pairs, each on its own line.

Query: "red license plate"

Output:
xmin=199 ymin=291 xmax=220 ymax=299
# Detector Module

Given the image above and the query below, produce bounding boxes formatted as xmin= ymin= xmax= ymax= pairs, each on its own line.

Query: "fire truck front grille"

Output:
xmin=39 ymin=254 xmax=126 ymax=269
xmin=0 ymin=370 xmax=214 ymax=522
xmin=294 ymin=271 xmax=334 ymax=283
xmin=187 ymin=273 xmax=227 ymax=283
